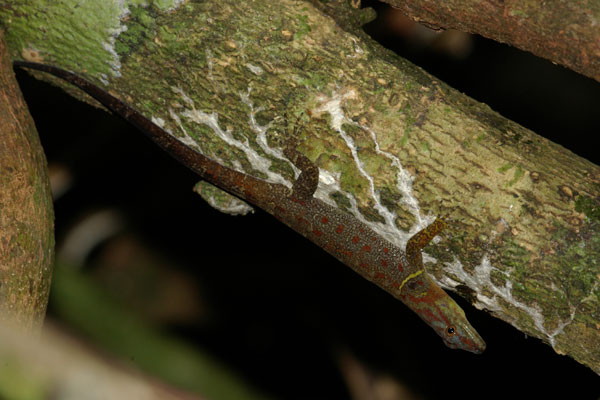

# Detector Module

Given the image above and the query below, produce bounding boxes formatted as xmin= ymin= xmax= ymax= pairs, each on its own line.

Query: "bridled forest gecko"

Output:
xmin=14 ymin=61 xmax=486 ymax=353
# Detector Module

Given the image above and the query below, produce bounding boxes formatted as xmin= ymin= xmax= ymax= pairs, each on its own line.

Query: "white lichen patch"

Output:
xmin=102 ymin=18 xmax=128 ymax=78
xmin=158 ymin=0 xmax=187 ymax=12
xmin=151 ymin=116 xmax=167 ymax=129
xmin=245 ymin=63 xmax=264 ymax=75
xmin=239 ymin=89 xmax=299 ymax=177
xmin=347 ymin=37 xmax=365 ymax=58
xmin=313 ymin=169 xmax=394 ymax=241
xmin=360 ymin=123 xmax=427 ymax=228
xmin=440 ymin=254 xmax=577 ymax=349
xmin=313 ymin=89 xmax=431 ymax=248
xmin=171 ymin=86 xmax=195 ymax=107
xmin=167 ymin=87 xmax=294 ymax=188
xmin=316 ymin=169 xmax=341 ymax=192
xmin=165 ymin=83 xmax=432 ymax=256
xmin=166 ymin=107 xmax=199 ymax=149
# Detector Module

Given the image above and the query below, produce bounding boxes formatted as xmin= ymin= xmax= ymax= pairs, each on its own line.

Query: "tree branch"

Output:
xmin=379 ymin=0 xmax=600 ymax=83
xmin=1 ymin=0 xmax=599 ymax=374
xmin=0 ymin=29 xmax=54 ymax=331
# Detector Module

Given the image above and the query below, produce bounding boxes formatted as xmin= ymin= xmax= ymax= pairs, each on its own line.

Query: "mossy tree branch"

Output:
xmin=1 ymin=0 xmax=599 ymax=374
xmin=0 ymin=30 xmax=54 ymax=331
xmin=376 ymin=0 xmax=600 ymax=83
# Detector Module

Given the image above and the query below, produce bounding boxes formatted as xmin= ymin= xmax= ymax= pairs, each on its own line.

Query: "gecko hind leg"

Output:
xmin=406 ymin=217 xmax=447 ymax=268
xmin=281 ymin=112 xmax=319 ymax=201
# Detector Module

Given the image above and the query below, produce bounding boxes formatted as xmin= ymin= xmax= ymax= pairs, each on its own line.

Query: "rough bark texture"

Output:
xmin=1 ymin=0 xmax=599 ymax=373
xmin=0 ymin=30 xmax=54 ymax=331
xmin=379 ymin=0 xmax=600 ymax=83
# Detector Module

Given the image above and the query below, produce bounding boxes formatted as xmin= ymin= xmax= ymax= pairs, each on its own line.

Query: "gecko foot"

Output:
xmin=406 ymin=217 xmax=447 ymax=268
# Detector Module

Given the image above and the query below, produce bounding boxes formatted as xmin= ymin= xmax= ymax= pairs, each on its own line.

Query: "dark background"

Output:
xmin=14 ymin=2 xmax=600 ymax=399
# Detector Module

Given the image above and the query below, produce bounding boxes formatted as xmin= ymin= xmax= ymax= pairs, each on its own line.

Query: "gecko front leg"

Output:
xmin=406 ymin=217 xmax=446 ymax=269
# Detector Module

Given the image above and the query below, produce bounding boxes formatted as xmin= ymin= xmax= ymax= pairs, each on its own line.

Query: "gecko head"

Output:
xmin=400 ymin=274 xmax=486 ymax=354
xmin=431 ymin=298 xmax=486 ymax=354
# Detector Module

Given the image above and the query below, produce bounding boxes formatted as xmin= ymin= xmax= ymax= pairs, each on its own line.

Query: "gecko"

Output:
xmin=14 ymin=61 xmax=486 ymax=353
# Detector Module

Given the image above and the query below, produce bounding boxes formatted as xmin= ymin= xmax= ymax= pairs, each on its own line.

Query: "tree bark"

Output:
xmin=377 ymin=0 xmax=600 ymax=83
xmin=1 ymin=0 xmax=599 ymax=374
xmin=0 ymin=30 xmax=54 ymax=331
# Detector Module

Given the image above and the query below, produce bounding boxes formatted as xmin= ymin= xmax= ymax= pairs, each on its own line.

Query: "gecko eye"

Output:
xmin=446 ymin=326 xmax=456 ymax=335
